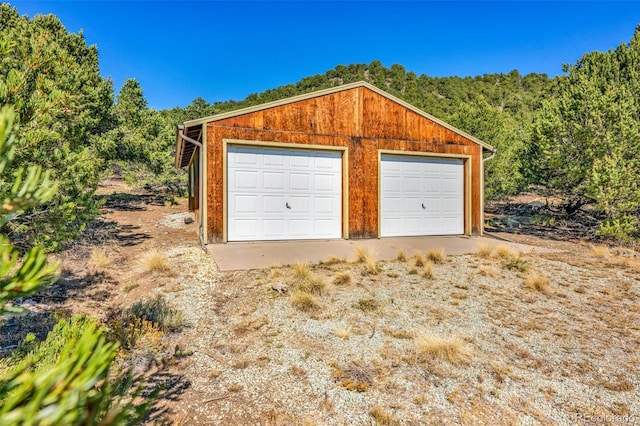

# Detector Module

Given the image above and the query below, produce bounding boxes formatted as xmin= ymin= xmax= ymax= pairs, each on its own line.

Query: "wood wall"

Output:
xmin=203 ymin=86 xmax=484 ymax=242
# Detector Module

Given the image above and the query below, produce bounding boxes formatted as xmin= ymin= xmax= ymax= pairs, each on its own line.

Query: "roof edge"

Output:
xmin=182 ymin=81 xmax=494 ymax=151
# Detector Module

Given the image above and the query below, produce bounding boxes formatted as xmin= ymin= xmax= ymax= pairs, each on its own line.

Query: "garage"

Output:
xmin=380 ymin=155 xmax=464 ymax=237
xmin=175 ymin=81 xmax=494 ymax=244
xmin=227 ymin=145 xmax=343 ymax=241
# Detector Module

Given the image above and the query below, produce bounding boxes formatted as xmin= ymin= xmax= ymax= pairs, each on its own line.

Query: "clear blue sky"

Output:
xmin=10 ymin=1 xmax=640 ymax=110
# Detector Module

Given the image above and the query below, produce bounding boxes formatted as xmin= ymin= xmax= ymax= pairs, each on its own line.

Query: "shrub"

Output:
xmin=0 ymin=316 xmax=151 ymax=424
xmin=128 ymin=296 xmax=184 ymax=332
xmin=356 ymin=296 xmax=380 ymax=312
xmin=502 ymin=254 xmax=530 ymax=272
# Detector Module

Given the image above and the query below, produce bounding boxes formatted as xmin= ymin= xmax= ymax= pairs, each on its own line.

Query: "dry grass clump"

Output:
xmin=290 ymin=263 xmax=327 ymax=295
xmin=292 ymin=262 xmax=314 ymax=282
xmin=590 ymin=244 xmax=611 ymax=258
xmin=383 ymin=328 xmax=414 ymax=339
xmin=364 ymin=257 xmax=379 ymax=276
xmin=141 ymin=250 xmax=171 ymax=273
xmin=369 ymin=405 xmax=399 ymax=425
xmin=354 ymin=247 xmax=379 ymax=275
xmin=89 ymin=247 xmax=112 ymax=269
xmin=422 ymin=262 xmax=435 ymax=279
xmin=477 ymin=265 xmax=498 ymax=277
xmin=227 ymin=384 xmax=243 ymax=392
xmin=408 ymin=267 xmax=418 ymax=275
xmin=426 ymin=248 xmax=446 ymax=264
xmin=332 ymin=327 xmax=351 ymax=340
xmin=290 ymin=290 xmax=321 ymax=312
xmin=502 ymin=254 xmax=530 ymax=272
xmin=524 ymin=271 xmax=551 ymax=294
xmin=396 ymin=249 xmax=407 ymax=262
xmin=476 ymin=243 xmax=494 ymax=258
xmin=495 ymin=245 xmax=515 ymax=259
xmin=413 ymin=334 xmax=471 ymax=365
xmin=354 ymin=246 xmax=374 ymax=263
xmin=356 ymin=296 xmax=380 ymax=312
xmin=331 ymin=359 xmax=377 ymax=393
xmin=494 ymin=246 xmax=530 ymax=272
xmin=320 ymin=255 xmax=345 ymax=265
xmin=305 ymin=276 xmax=328 ymax=295
xmin=333 ymin=271 xmax=352 ymax=286
xmin=414 ymin=253 xmax=425 ymax=267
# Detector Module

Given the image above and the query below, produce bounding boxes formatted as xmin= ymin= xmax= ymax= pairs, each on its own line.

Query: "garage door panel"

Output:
xmin=262 ymin=195 xmax=285 ymax=213
xmin=262 ymin=219 xmax=286 ymax=237
xmin=232 ymin=219 xmax=258 ymax=239
xmin=404 ymin=176 xmax=422 ymax=192
xmin=289 ymin=218 xmax=312 ymax=236
xmin=442 ymin=198 xmax=462 ymax=213
xmin=383 ymin=197 xmax=402 ymax=213
xmin=315 ymin=155 xmax=341 ymax=170
xmin=232 ymin=170 xmax=258 ymax=190
xmin=404 ymin=198 xmax=423 ymax=213
xmin=314 ymin=219 xmax=341 ymax=237
xmin=262 ymin=151 xmax=285 ymax=167
xmin=315 ymin=174 xmax=339 ymax=192
xmin=381 ymin=155 xmax=464 ymax=237
xmin=233 ymin=195 xmax=259 ymax=214
xmin=314 ymin=196 xmax=337 ymax=213
xmin=263 ymin=172 xmax=285 ymax=190
xmin=232 ymin=151 xmax=259 ymax=166
xmin=289 ymin=196 xmax=311 ymax=213
xmin=289 ymin=173 xmax=310 ymax=191
xmin=228 ymin=146 xmax=342 ymax=241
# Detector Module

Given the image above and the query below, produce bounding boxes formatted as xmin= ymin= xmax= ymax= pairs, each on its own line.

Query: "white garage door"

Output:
xmin=228 ymin=146 xmax=342 ymax=241
xmin=380 ymin=155 xmax=464 ymax=237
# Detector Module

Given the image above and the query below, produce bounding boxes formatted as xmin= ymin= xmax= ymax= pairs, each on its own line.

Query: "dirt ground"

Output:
xmin=2 ymin=179 xmax=639 ymax=425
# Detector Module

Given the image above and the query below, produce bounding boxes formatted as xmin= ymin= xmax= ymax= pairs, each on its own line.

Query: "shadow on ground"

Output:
xmin=485 ymin=199 xmax=600 ymax=242
xmin=143 ymin=370 xmax=192 ymax=423
xmin=100 ymin=192 xmax=177 ymax=212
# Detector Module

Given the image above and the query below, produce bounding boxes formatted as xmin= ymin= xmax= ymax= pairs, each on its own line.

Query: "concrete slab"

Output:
xmin=207 ymin=236 xmax=553 ymax=271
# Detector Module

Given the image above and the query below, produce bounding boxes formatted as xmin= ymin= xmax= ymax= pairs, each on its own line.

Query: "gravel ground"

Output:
xmin=158 ymin=243 xmax=640 ymax=425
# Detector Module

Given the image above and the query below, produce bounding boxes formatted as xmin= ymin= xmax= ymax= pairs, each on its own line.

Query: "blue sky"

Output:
xmin=10 ymin=1 xmax=640 ymax=110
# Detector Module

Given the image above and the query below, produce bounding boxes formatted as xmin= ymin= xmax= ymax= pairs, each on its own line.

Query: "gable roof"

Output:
xmin=176 ymin=81 xmax=495 ymax=168
xmin=183 ymin=81 xmax=494 ymax=151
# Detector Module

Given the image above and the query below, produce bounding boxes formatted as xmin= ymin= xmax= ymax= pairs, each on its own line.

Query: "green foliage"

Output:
xmin=0 ymin=5 xmax=113 ymax=250
xmin=0 ymin=107 xmax=58 ymax=314
xmin=97 ymin=78 xmax=186 ymax=195
xmin=530 ymin=26 xmax=640 ymax=239
xmin=447 ymin=96 xmax=525 ymax=198
xmin=0 ymin=316 xmax=152 ymax=425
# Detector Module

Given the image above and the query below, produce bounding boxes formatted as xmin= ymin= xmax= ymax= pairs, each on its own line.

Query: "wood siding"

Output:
xmin=204 ymin=86 xmax=483 ymax=242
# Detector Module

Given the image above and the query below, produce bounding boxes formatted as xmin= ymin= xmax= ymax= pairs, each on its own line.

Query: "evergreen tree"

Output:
xmin=0 ymin=5 xmax=114 ymax=250
xmin=530 ymin=27 xmax=640 ymax=240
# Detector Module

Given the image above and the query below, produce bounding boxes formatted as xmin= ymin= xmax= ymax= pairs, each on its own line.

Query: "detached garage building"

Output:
xmin=175 ymin=81 xmax=494 ymax=245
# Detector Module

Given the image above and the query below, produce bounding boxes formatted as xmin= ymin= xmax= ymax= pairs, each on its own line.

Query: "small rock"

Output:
xmin=506 ymin=219 xmax=521 ymax=228
xmin=271 ymin=281 xmax=288 ymax=294
xmin=184 ymin=217 xmax=195 ymax=224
